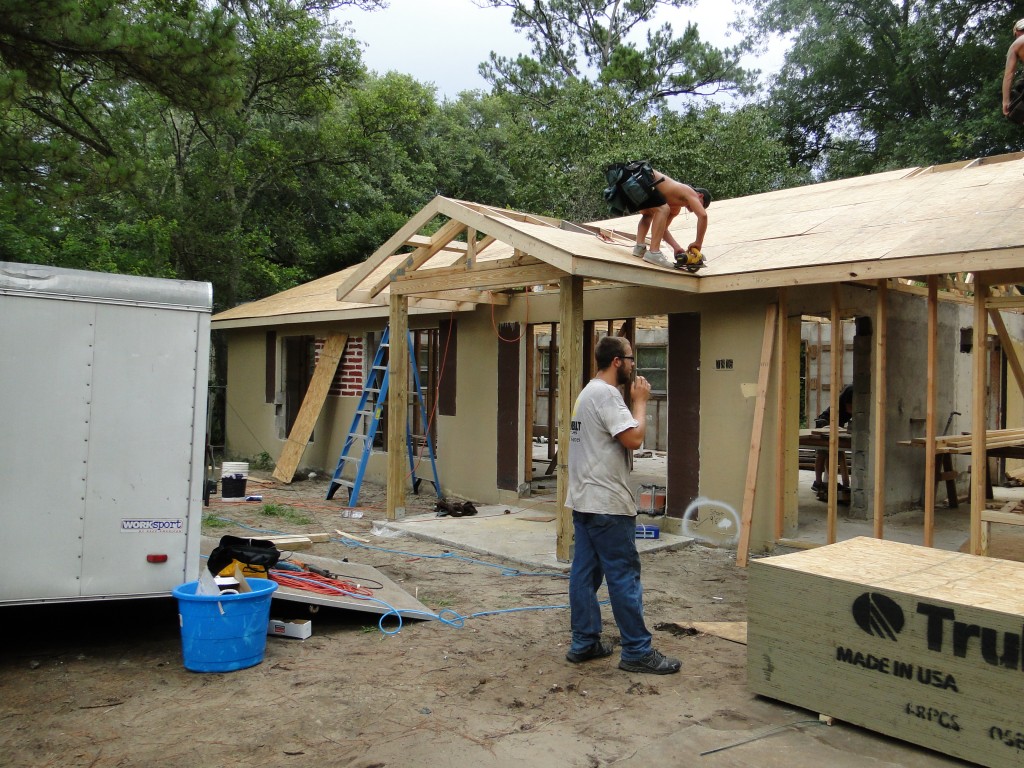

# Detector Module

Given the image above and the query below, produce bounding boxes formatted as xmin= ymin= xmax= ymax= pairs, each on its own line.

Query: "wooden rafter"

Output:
xmin=988 ymin=309 xmax=1024 ymax=397
xmin=336 ymin=198 xmax=442 ymax=301
xmin=387 ymin=255 xmax=546 ymax=289
xmin=405 ymin=234 xmax=468 ymax=253
xmin=391 ymin=262 xmax=566 ymax=295
xmin=434 ymin=198 xmax=577 ymax=273
xmin=344 ymin=290 xmax=497 ymax=311
xmin=370 ymin=217 xmax=468 ymax=298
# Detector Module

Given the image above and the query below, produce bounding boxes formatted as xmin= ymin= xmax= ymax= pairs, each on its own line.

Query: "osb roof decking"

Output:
xmin=212 ymin=152 xmax=1024 ymax=328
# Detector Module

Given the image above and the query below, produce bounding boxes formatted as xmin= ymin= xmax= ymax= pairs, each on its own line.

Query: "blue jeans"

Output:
xmin=568 ymin=511 xmax=652 ymax=660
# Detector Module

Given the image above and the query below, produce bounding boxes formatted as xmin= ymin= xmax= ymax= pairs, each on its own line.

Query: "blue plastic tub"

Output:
xmin=172 ymin=578 xmax=277 ymax=672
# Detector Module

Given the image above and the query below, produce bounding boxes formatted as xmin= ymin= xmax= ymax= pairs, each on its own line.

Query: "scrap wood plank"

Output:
xmin=272 ymin=332 xmax=348 ymax=483
xmin=903 ymin=429 xmax=1024 ymax=453
xmin=981 ymin=500 xmax=1024 ymax=526
xmin=736 ymin=303 xmax=778 ymax=567
xmin=335 ymin=529 xmax=370 ymax=543
xmin=263 ymin=533 xmax=331 ymax=550
xmin=671 ymin=621 xmax=748 ymax=645
xmin=989 ymin=309 xmax=1024 ymax=398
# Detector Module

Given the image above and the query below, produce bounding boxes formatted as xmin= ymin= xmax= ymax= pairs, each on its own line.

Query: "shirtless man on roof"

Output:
xmin=631 ymin=171 xmax=711 ymax=270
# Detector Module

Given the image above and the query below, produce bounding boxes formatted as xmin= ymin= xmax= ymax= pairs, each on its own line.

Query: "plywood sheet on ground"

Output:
xmin=199 ymin=537 xmax=435 ymax=620
xmin=671 ymin=621 xmax=747 ymax=645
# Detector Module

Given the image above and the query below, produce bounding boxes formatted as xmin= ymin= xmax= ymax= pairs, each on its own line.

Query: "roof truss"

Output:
xmin=334 ymin=195 xmax=667 ymax=307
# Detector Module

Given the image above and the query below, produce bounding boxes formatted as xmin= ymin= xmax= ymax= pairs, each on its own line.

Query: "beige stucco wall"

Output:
xmin=222 ymin=328 xmax=277 ymax=461
xmin=432 ymin=312 xmax=503 ymax=503
xmin=221 ymin=314 xmax=507 ymax=503
xmin=220 ymin=324 xmax=363 ymax=479
xmin=689 ymin=292 xmax=781 ymax=553
xmin=495 ymin=284 xmax=784 ymax=552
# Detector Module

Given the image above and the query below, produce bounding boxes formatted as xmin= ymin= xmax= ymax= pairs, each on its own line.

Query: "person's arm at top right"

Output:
xmin=1003 ymin=39 xmax=1024 ymax=114
xmin=616 ymin=376 xmax=651 ymax=450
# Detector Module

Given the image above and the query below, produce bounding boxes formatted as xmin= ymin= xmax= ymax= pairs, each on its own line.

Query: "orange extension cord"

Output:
xmin=269 ymin=569 xmax=374 ymax=598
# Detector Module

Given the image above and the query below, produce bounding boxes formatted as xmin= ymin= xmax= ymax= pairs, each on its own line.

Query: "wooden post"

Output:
xmin=774 ymin=289 xmax=788 ymax=541
xmin=583 ymin=319 xmax=595 ymax=386
xmin=736 ymin=302 xmax=778 ymax=567
xmin=555 ymin=276 xmax=583 ymax=563
xmin=466 ymin=227 xmax=477 ymax=266
xmin=547 ymin=324 xmax=557 ymax=463
xmin=828 ymin=286 xmax=841 ymax=544
xmin=924 ymin=276 xmax=937 ymax=547
xmin=387 ymin=294 xmax=409 ymax=520
xmin=872 ymin=280 xmax=888 ymax=539
xmin=524 ymin=325 xmax=536 ymax=484
xmin=970 ymin=282 xmax=988 ymax=554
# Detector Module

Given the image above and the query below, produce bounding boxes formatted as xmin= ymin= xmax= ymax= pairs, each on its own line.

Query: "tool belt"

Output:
xmin=603 ymin=160 xmax=666 ymax=215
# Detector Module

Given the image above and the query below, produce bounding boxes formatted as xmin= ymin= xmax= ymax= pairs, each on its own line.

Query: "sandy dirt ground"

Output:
xmin=0 ymin=473 xmax=970 ymax=768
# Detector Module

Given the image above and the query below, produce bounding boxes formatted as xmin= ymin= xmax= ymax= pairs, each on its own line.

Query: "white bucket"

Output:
xmin=221 ymin=462 xmax=249 ymax=479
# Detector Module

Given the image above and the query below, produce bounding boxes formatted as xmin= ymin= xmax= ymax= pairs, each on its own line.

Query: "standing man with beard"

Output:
xmin=563 ymin=335 xmax=681 ymax=675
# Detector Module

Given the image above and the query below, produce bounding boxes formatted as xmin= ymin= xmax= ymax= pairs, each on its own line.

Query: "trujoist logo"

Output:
xmin=836 ymin=592 xmax=1024 ymax=690
xmin=917 ymin=602 xmax=1024 ymax=670
xmin=852 ymin=592 xmax=904 ymax=640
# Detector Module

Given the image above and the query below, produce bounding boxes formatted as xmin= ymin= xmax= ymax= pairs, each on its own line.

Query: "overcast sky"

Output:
xmin=337 ymin=0 xmax=787 ymax=100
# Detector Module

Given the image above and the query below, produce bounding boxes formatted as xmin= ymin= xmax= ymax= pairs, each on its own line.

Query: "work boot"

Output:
xmin=642 ymin=250 xmax=675 ymax=269
xmin=566 ymin=639 xmax=614 ymax=664
xmin=618 ymin=648 xmax=681 ymax=675
xmin=632 ymin=243 xmax=647 ymax=258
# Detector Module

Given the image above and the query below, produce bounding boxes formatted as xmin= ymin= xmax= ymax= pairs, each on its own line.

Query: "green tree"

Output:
xmin=0 ymin=0 xmax=241 ymax=195
xmin=149 ymin=0 xmax=370 ymax=306
xmin=475 ymin=0 xmax=750 ymax=109
xmin=748 ymin=0 xmax=1024 ymax=176
xmin=428 ymin=83 xmax=809 ymax=224
xmin=453 ymin=1 xmax=808 ymax=224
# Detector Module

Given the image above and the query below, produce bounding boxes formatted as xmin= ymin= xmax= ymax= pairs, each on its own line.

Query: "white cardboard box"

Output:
xmin=267 ymin=618 xmax=312 ymax=640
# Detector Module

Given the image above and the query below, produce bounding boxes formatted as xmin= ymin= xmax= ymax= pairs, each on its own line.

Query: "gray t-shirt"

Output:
xmin=564 ymin=378 xmax=638 ymax=516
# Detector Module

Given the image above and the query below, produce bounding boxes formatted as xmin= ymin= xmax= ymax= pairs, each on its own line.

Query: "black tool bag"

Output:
xmin=207 ymin=535 xmax=281 ymax=577
xmin=603 ymin=160 xmax=662 ymax=215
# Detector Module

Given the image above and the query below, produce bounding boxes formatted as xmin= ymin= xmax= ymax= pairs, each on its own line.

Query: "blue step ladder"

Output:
xmin=325 ymin=325 xmax=441 ymax=507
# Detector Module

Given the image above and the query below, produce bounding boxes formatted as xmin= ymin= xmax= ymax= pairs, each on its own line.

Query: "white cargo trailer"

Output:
xmin=0 ymin=262 xmax=211 ymax=605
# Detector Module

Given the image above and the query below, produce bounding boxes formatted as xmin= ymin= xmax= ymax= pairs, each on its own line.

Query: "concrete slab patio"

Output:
xmin=380 ymin=504 xmax=691 ymax=573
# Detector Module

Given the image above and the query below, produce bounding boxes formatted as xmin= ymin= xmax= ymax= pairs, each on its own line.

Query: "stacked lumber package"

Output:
xmin=748 ymin=537 xmax=1024 ymax=767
